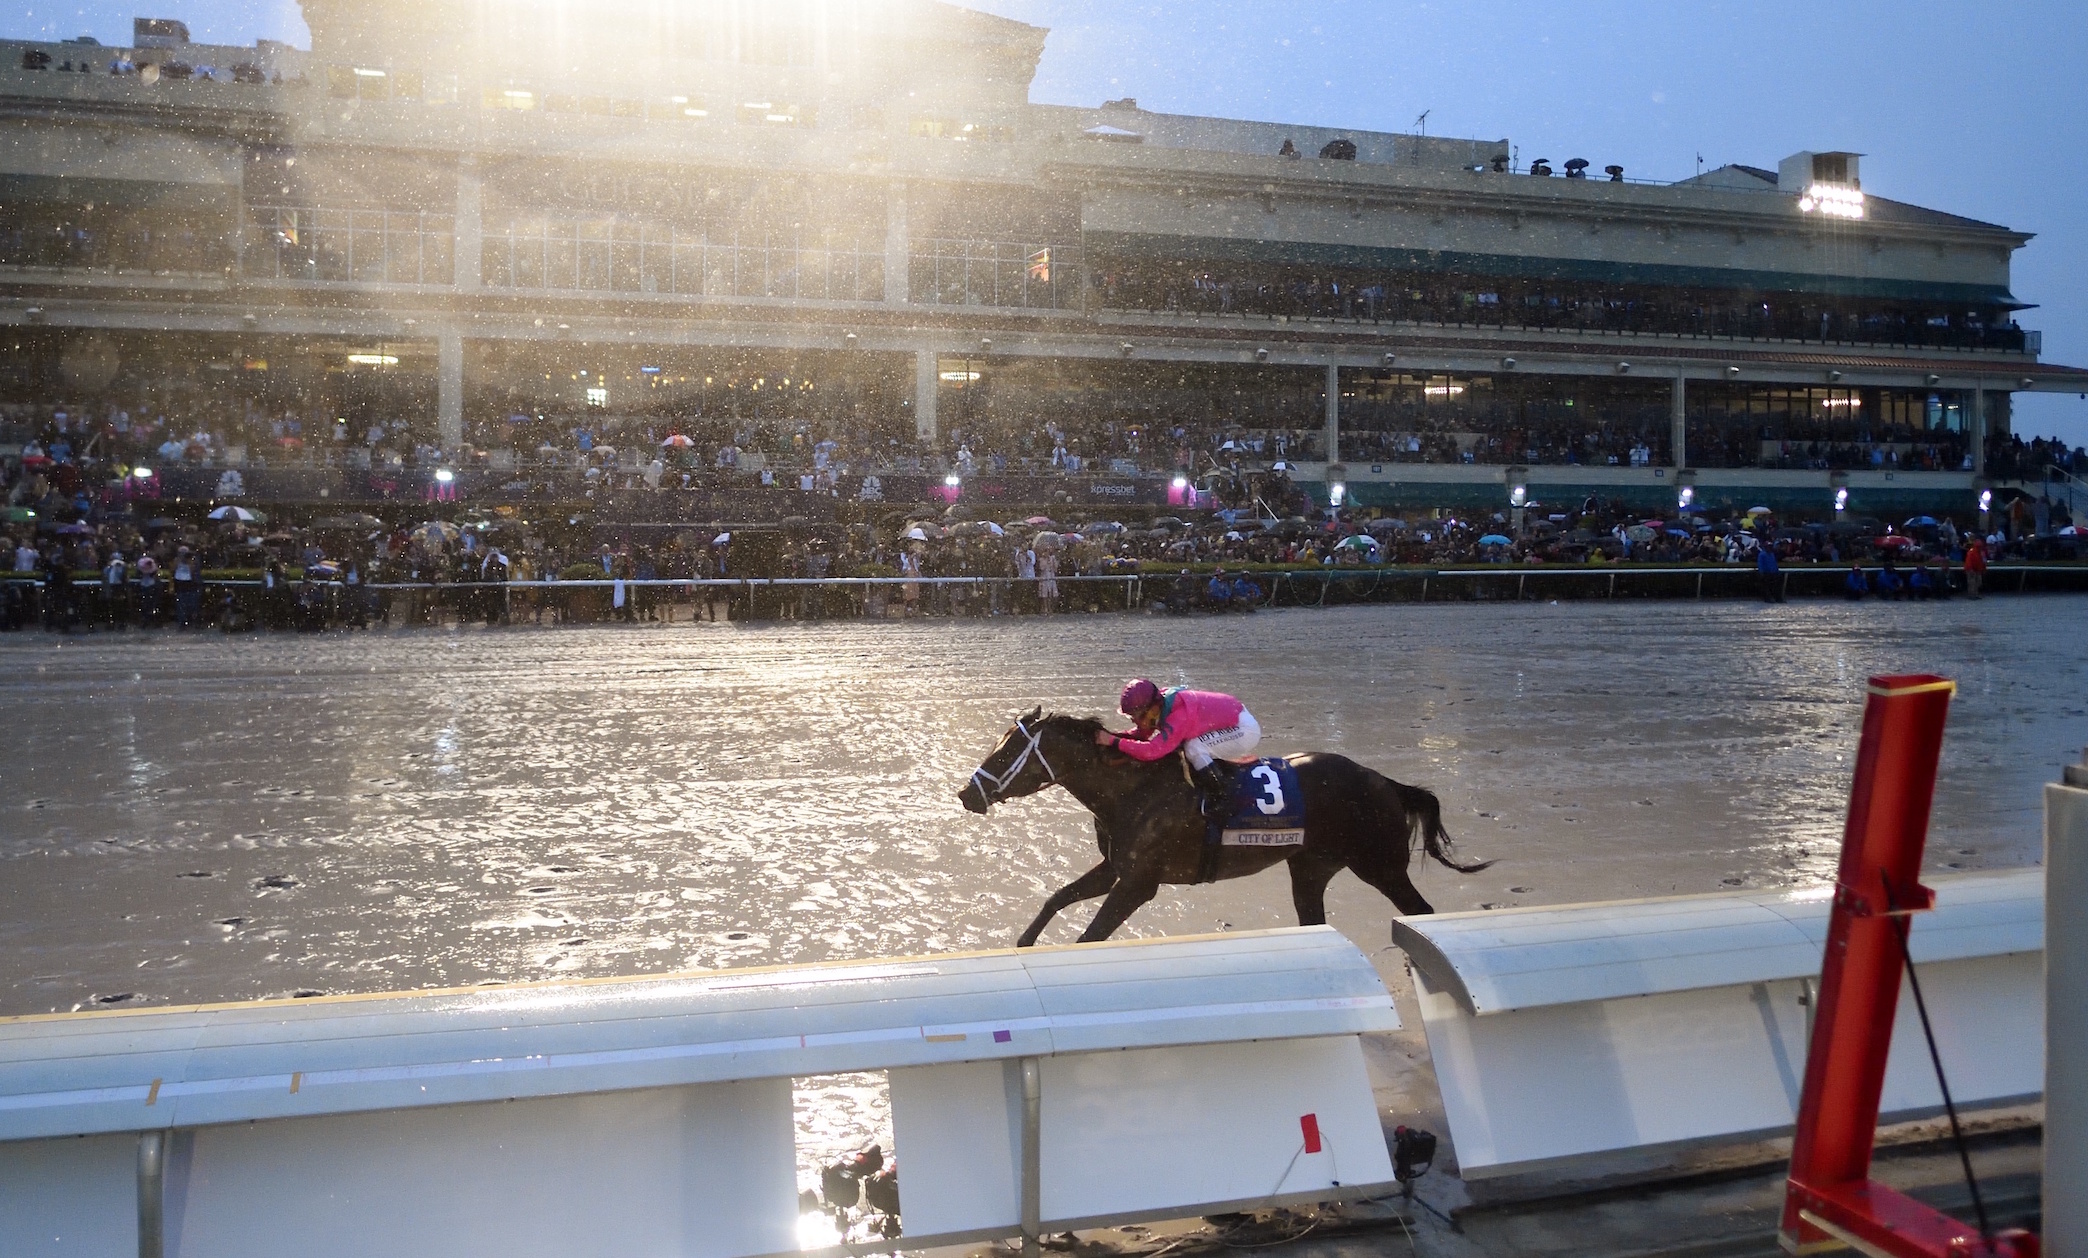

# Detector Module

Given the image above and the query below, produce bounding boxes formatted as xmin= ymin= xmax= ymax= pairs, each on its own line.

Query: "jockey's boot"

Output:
xmin=1193 ymin=761 xmax=1234 ymax=817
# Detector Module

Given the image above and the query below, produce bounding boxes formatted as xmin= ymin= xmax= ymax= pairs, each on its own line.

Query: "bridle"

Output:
xmin=969 ymin=714 xmax=1058 ymax=809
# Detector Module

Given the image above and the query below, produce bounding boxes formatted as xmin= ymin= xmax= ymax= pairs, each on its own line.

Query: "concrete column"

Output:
xmin=1324 ymin=362 xmax=1341 ymax=464
xmin=1971 ymin=380 xmax=1987 ymax=475
xmin=453 ymin=156 xmax=482 ymax=291
xmin=1670 ymin=375 xmax=1688 ymax=468
xmin=437 ymin=329 xmax=464 ymax=451
xmin=2048 ymin=756 xmax=2088 ymax=1257
xmin=228 ymin=138 xmax=249 ymax=276
xmin=913 ymin=349 xmax=938 ymax=445
xmin=884 ymin=182 xmax=910 ymax=306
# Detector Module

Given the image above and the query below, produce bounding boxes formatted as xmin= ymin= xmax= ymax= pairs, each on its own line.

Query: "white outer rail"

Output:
xmin=2049 ymin=772 xmax=2088 ymax=1257
xmin=1393 ymin=869 xmax=2043 ymax=1179
xmin=0 ymin=926 xmax=1399 ymax=1258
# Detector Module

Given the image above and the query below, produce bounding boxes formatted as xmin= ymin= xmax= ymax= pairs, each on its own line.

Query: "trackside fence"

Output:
xmin=5 ymin=565 xmax=2085 ymax=628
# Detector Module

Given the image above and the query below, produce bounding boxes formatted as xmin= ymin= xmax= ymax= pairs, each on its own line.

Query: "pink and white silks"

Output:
xmin=1114 ymin=688 xmax=1261 ymax=769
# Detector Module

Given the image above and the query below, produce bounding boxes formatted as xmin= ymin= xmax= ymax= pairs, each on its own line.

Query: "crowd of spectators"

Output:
xmin=6 ymin=380 xmax=2082 ymax=636
xmin=1986 ymin=431 xmax=2087 ymax=482
xmin=1688 ymin=423 xmax=1973 ymax=472
xmin=1090 ymin=262 xmax=2031 ymax=353
xmin=7 ymin=470 xmax=2078 ymax=633
xmin=18 ymin=378 xmax=2079 ymax=509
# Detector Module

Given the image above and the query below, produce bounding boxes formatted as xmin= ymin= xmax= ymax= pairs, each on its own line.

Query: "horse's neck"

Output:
xmin=1051 ymin=736 xmax=1167 ymax=819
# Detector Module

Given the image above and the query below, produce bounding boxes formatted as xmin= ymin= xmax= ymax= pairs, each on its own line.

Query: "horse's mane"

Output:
xmin=1039 ymin=713 xmax=1173 ymax=776
xmin=1041 ymin=712 xmax=1106 ymax=737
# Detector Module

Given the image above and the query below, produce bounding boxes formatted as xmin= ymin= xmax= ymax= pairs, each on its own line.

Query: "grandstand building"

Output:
xmin=3 ymin=0 xmax=2083 ymax=518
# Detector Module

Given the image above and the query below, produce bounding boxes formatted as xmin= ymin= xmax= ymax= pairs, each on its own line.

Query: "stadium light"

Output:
xmin=1678 ymin=485 xmax=1696 ymax=510
xmin=1329 ymin=481 xmax=1346 ymax=507
xmin=1796 ymin=184 xmax=1865 ymax=219
xmin=131 ymin=466 xmax=153 ymax=479
xmin=1508 ymin=483 xmax=1528 ymax=509
xmin=1834 ymin=487 xmax=1849 ymax=514
xmin=944 ymin=473 xmax=961 ymax=488
xmin=1170 ymin=475 xmax=1188 ymax=491
xmin=1978 ymin=488 xmax=1992 ymax=513
xmin=435 ymin=468 xmax=455 ymax=484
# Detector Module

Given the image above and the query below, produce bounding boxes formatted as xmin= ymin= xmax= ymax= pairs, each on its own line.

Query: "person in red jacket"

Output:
xmin=1962 ymin=535 xmax=1988 ymax=599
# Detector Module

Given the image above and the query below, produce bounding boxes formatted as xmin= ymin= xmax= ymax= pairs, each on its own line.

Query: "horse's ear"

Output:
xmin=1025 ymin=704 xmax=1043 ymax=722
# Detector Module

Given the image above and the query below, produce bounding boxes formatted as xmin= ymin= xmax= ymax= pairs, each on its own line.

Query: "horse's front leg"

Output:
xmin=1075 ymin=877 xmax=1159 ymax=943
xmin=1018 ymin=861 xmax=1117 ymax=948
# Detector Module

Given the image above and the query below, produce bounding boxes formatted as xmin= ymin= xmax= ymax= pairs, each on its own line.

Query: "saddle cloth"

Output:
xmin=1200 ymin=757 xmax=1305 ymax=881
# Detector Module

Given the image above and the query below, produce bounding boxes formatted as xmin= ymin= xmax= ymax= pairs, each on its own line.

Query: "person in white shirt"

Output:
xmin=102 ymin=552 xmax=128 ymax=629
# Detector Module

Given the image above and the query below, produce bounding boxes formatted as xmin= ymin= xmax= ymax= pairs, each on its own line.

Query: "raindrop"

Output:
xmin=1721 ymin=877 xmax=1746 ymax=886
xmin=213 ymin=917 xmax=248 ymax=927
xmin=94 ymin=992 xmax=138 ymax=1004
xmin=177 ymin=871 xmax=217 ymax=879
xmin=254 ymin=875 xmax=300 ymax=890
xmin=726 ymin=931 xmax=752 ymax=941
xmin=1509 ymin=886 xmax=1534 ymax=894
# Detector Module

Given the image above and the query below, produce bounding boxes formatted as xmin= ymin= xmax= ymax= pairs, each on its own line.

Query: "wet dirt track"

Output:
xmin=5 ymin=595 xmax=2082 ymax=1019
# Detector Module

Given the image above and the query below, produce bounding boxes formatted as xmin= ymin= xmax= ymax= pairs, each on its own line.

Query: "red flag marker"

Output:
xmin=1300 ymin=1113 xmax=1322 ymax=1154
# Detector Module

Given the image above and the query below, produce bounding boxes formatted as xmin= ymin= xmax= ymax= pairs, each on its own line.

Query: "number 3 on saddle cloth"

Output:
xmin=1198 ymin=757 xmax=1306 ymax=883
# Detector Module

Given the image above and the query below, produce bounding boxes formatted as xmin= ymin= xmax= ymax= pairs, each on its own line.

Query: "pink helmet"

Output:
xmin=1119 ymin=678 xmax=1161 ymax=715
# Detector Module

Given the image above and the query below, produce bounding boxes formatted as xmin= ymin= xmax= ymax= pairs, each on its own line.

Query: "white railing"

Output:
xmin=0 ymin=926 xmax=1398 ymax=1258
xmin=2048 ymin=759 xmax=2088 ymax=1252
xmin=1391 ymin=869 xmax=2042 ymax=1180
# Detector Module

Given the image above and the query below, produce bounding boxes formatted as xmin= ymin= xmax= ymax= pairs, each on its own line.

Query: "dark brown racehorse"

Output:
xmin=960 ymin=709 xmax=1492 ymax=946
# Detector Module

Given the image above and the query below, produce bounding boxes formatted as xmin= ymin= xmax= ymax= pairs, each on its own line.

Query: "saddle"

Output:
xmin=1197 ymin=756 xmax=1305 ymax=883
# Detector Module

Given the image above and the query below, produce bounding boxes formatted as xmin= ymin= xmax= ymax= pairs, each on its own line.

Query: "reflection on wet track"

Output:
xmin=4 ymin=596 xmax=2082 ymax=1021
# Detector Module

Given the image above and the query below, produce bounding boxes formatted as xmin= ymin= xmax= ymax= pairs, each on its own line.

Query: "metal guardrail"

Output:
xmin=5 ymin=564 xmax=2083 ymax=615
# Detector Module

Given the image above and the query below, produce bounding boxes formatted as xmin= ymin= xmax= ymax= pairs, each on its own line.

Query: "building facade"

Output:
xmin=3 ymin=0 xmax=2083 ymax=517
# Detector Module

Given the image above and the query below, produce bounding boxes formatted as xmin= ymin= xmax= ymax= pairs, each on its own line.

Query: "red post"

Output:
xmin=1779 ymin=675 xmax=2037 ymax=1258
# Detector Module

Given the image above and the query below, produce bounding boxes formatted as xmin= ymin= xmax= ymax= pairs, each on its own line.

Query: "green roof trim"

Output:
xmin=1086 ymin=231 xmax=2018 ymax=306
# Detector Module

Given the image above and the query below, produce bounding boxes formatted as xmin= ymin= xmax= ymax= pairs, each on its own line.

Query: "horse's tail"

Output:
xmin=1394 ymin=781 xmax=1494 ymax=874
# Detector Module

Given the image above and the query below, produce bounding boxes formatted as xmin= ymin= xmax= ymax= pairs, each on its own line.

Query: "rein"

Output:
xmin=970 ymin=715 xmax=1058 ymax=808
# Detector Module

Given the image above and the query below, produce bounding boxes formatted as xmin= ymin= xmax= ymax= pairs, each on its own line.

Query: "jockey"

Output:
xmin=1098 ymin=679 xmax=1261 ymax=815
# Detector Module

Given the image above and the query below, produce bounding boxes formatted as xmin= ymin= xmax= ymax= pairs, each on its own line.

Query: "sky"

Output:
xmin=13 ymin=0 xmax=2088 ymax=448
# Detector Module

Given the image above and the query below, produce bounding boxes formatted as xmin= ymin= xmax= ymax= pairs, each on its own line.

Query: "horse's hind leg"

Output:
xmin=1076 ymin=878 xmax=1160 ymax=943
xmin=1018 ymin=861 xmax=1117 ymax=948
xmin=1349 ymin=852 xmax=1436 ymax=916
xmin=1287 ymin=857 xmax=1340 ymax=927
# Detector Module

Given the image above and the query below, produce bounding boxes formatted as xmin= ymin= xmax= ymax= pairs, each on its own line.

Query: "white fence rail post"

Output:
xmin=1021 ymin=1056 xmax=1043 ymax=1258
xmin=135 ymin=1130 xmax=164 ymax=1258
xmin=2049 ymin=754 xmax=2088 ymax=1257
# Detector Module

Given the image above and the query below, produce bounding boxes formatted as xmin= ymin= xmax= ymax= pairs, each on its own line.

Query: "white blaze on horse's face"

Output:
xmin=965 ymin=713 xmax=1057 ymax=812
